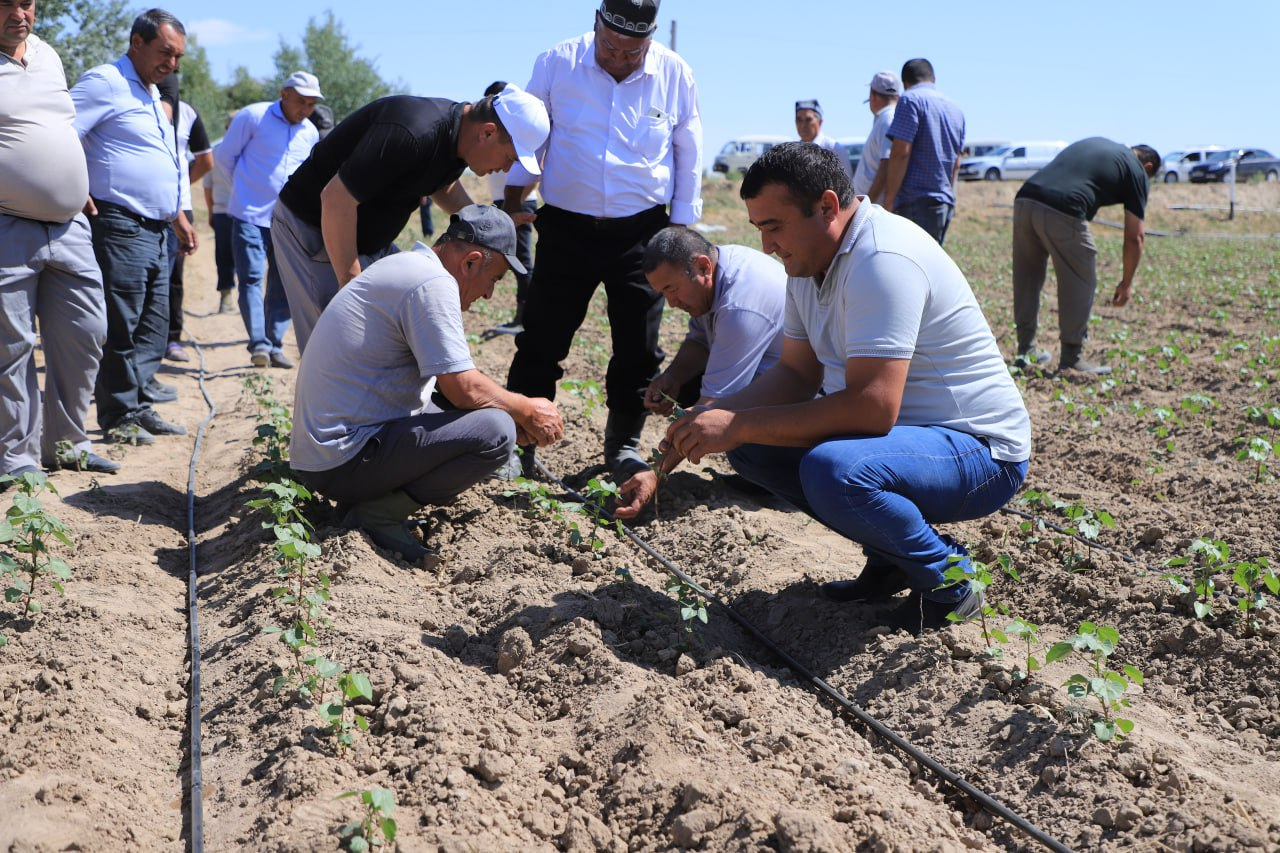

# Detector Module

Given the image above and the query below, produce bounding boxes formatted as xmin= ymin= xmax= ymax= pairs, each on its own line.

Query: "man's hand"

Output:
xmin=83 ymin=198 xmax=98 ymax=217
xmin=666 ymin=408 xmax=738 ymax=464
xmin=509 ymin=209 xmax=536 ymax=226
xmin=517 ymin=397 xmax=564 ymax=447
xmin=643 ymin=373 xmax=682 ymax=415
xmin=614 ymin=469 xmax=658 ymax=519
xmin=174 ymin=214 xmax=198 ymax=255
xmin=1111 ymin=282 xmax=1133 ymax=307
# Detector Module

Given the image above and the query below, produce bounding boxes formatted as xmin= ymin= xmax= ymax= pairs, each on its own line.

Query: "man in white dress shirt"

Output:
xmin=852 ymin=71 xmax=900 ymax=202
xmin=504 ymin=0 xmax=703 ymax=479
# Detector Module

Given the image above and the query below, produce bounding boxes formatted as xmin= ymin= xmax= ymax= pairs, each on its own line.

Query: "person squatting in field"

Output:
xmin=663 ymin=142 xmax=1032 ymax=635
xmin=289 ymin=205 xmax=563 ymax=563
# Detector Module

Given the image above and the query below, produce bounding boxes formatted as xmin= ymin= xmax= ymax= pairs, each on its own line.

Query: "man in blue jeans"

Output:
xmin=215 ymin=71 xmax=323 ymax=368
xmin=664 ymin=142 xmax=1031 ymax=634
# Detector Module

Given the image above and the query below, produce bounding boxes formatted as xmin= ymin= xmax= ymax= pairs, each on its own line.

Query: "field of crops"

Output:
xmin=1 ymin=178 xmax=1278 ymax=851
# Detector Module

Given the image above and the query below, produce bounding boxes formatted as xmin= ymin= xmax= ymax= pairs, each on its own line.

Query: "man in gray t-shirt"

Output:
xmin=614 ymin=226 xmax=787 ymax=519
xmin=665 ymin=143 xmax=1031 ymax=635
xmin=291 ymin=205 xmax=563 ymax=562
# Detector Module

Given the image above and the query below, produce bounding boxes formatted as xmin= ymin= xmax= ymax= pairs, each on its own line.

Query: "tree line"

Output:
xmin=40 ymin=3 xmax=399 ymax=135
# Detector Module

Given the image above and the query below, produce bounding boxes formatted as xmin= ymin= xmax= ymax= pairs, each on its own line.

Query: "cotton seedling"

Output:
xmin=665 ymin=575 xmax=708 ymax=634
xmin=0 ymin=470 xmax=73 ymax=620
xmin=312 ymin=658 xmax=373 ymax=749
xmin=939 ymin=553 xmax=1016 ymax=652
xmin=1045 ymin=622 xmax=1143 ymax=744
xmin=502 ymin=477 xmax=564 ymax=519
xmin=1231 ymin=557 xmax=1277 ymax=636
xmin=336 ymin=788 xmax=397 ymax=852
xmin=1234 ymin=436 xmax=1274 ymax=482
xmin=1004 ymin=617 xmax=1043 ymax=681
xmin=1164 ymin=537 xmax=1229 ymax=620
xmin=560 ymin=378 xmax=603 ymax=419
xmin=252 ymin=399 xmax=294 ymax=481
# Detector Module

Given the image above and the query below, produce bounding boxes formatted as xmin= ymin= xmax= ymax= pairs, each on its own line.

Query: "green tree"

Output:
xmin=272 ymin=12 xmax=401 ymax=122
xmin=224 ymin=65 xmax=275 ymax=113
xmin=177 ymin=37 xmax=229 ymax=139
xmin=37 ymin=0 xmax=132 ymax=85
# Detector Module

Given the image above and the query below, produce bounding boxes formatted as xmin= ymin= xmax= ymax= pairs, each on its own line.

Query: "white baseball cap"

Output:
xmin=492 ymin=83 xmax=549 ymax=176
xmin=282 ymin=70 xmax=324 ymax=100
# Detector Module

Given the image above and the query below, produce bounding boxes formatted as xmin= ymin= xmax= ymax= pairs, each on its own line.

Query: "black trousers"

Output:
xmin=507 ymin=204 xmax=668 ymax=416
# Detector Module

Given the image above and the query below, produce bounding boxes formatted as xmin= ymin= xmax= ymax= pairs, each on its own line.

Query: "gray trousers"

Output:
xmin=0 ymin=212 xmax=106 ymax=473
xmin=271 ymin=202 xmax=397 ymax=355
xmin=1012 ymin=197 xmax=1098 ymax=352
xmin=293 ymin=408 xmax=515 ymax=506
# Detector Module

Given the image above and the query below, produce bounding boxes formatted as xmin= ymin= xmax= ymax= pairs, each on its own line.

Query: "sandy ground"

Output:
xmin=2 ymin=182 xmax=1279 ymax=852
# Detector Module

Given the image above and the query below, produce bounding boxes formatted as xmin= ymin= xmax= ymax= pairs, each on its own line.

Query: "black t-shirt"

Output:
xmin=1016 ymin=137 xmax=1148 ymax=221
xmin=188 ymin=112 xmax=210 ymax=155
xmin=278 ymin=96 xmax=466 ymax=254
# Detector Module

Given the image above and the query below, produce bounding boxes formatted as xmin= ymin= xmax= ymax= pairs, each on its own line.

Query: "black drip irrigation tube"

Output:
xmin=533 ymin=458 xmax=1074 ymax=853
xmin=183 ymin=339 xmax=218 ymax=853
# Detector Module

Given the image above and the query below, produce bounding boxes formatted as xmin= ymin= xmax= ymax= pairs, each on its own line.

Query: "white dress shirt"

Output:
xmin=506 ymin=32 xmax=702 ymax=224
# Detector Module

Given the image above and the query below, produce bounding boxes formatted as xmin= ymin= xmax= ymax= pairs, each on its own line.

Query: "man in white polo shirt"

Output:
xmin=1 ymin=0 xmax=116 ymax=477
xmin=852 ymin=71 xmax=900 ymax=202
xmin=665 ymin=143 xmax=1031 ymax=635
xmin=215 ymin=70 xmax=322 ymax=368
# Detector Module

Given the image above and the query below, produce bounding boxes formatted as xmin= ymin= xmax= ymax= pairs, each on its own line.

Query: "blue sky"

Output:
xmin=169 ymin=0 xmax=1278 ymax=165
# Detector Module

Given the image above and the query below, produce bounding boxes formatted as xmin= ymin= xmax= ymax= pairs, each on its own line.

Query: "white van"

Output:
xmin=712 ymin=135 xmax=790 ymax=174
xmin=962 ymin=139 xmax=1011 ymax=160
xmin=958 ymin=141 xmax=1068 ymax=181
xmin=1161 ymin=146 xmax=1225 ymax=183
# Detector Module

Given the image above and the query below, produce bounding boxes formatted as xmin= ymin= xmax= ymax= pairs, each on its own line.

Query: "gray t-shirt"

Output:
xmin=685 ymin=245 xmax=786 ymax=399
xmin=0 ymin=34 xmax=90 ymax=223
xmin=784 ymin=202 xmax=1031 ymax=462
xmin=291 ymin=244 xmax=475 ymax=472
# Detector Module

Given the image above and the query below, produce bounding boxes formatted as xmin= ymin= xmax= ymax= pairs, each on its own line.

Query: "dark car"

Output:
xmin=1188 ymin=149 xmax=1280 ymax=183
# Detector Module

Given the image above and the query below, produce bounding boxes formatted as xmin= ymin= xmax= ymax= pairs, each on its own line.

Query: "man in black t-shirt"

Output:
xmin=272 ymin=86 xmax=549 ymax=352
xmin=1011 ymin=137 xmax=1160 ymax=375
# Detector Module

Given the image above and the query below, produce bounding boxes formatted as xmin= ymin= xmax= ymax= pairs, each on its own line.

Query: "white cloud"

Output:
xmin=187 ymin=18 xmax=272 ymax=47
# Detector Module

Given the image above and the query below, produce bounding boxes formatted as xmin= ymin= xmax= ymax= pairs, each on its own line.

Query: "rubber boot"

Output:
xmin=604 ymin=410 xmax=649 ymax=478
xmin=346 ymin=490 xmax=430 ymax=561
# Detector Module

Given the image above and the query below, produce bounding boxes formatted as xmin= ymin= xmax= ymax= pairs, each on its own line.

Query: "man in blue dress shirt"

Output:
xmin=215 ymin=70 xmax=323 ymax=369
xmin=71 ymin=8 xmax=193 ymax=443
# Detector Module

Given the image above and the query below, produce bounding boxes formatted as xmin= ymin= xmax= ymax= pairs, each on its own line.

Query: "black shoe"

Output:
xmin=880 ymin=585 xmax=984 ymax=636
xmin=269 ymin=351 xmax=295 ymax=369
xmin=1058 ymin=357 xmax=1112 ymax=376
xmin=46 ymin=449 xmax=120 ymax=474
xmin=820 ymin=566 xmax=911 ymax=603
xmin=105 ymin=418 xmax=156 ymax=445
xmin=141 ymin=380 xmax=177 ymax=403
xmin=135 ymin=408 xmax=187 ymax=436
xmin=1012 ymin=349 xmax=1051 ymax=370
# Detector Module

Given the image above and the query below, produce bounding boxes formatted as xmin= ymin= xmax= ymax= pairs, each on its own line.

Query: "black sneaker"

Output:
xmin=135 ymin=409 xmax=187 ymax=436
xmin=880 ymin=584 xmax=984 ymax=635
xmin=105 ymin=418 xmax=156 ymax=445
xmin=1012 ymin=349 xmax=1051 ymax=370
xmin=1059 ymin=357 xmax=1112 ymax=376
xmin=820 ymin=566 xmax=911 ymax=603
xmin=141 ymin=380 xmax=178 ymax=403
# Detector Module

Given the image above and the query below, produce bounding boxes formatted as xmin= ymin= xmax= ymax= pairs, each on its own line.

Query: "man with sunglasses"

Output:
xmin=504 ymin=0 xmax=703 ymax=480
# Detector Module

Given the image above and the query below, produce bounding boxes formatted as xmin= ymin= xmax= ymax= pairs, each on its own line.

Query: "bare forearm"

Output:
xmin=1121 ymin=234 xmax=1144 ymax=286
xmin=716 ymin=360 xmax=820 ymax=412
xmin=320 ymin=176 xmax=361 ymax=286
xmin=661 ymin=341 xmax=710 ymax=389
xmin=431 ymin=181 xmax=474 ymax=215
xmin=882 ymin=141 xmax=911 ymax=211
xmin=503 ymin=183 xmax=535 ymax=208
xmin=867 ymin=166 xmax=888 ymax=205
xmin=438 ymin=370 xmax=532 ymax=420
xmin=731 ymin=386 xmax=896 ymax=447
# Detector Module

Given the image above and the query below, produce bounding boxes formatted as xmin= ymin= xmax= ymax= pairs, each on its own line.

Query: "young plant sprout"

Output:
xmin=337 ymin=788 xmax=397 ymax=851
xmin=1046 ymin=622 xmax=1143 ymax=744
xmin=0 ymin=470 xmax=73 ymax=621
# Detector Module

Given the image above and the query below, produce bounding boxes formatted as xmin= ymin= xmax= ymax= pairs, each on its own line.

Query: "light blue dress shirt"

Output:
xmin=71 ymin=55 xmax=181 ymax=221
xmin=215 ymin=100 xmax=318 ymax=228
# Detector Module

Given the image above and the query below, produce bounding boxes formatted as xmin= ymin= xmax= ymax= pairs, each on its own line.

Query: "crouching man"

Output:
xmin=614 ymin=226 xmax=787 ymax=519
xmin=664 ymin=143 xmax=1031 ymax=633
xmin=290 ymin=205 xmax=563 ymax=560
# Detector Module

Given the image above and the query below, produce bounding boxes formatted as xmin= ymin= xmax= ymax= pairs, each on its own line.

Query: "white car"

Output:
xmin=1161 ymin=146 xmax=1226 ymax=183
xmin=957 ymin=141 xmax=1067 ymax=181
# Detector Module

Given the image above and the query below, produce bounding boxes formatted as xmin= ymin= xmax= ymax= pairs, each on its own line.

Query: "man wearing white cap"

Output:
xmin=274 ymin=85 xmax=549 ymax=353
xmin=215 ymin=70 xmax=323 ymax=368
xmin=505 ymin=0 xmax=703 ymax=479
xmin=853 ymin=71 xmax=900 ymax=202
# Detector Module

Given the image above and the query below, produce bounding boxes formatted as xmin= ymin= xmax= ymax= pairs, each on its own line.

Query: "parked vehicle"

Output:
xmin=1188 ymin=149 xmax=1280 ymax=183
xmin=961 ymin=139 xmax=1011 ymax=159
xmin=1161 ymin=146 xmax=1225 ymax=183
xmin=837 ymin=137 xmax=865 ymax=175
xmin=957 ymin=141 xmax=1067 ymax=182
xmin=712 ymin=135 xmax=790 ymax=174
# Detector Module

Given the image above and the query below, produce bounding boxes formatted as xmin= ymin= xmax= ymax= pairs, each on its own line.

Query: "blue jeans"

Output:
xmin=89 ymin=202 xmax=169 ymax=427
xmin=896 ymin=198 xmax=955 ymax=246
xmin=728 ymin=426 xmax=1028 ymax=603
xmin=211 ymin=212 xmax=236 ymax=292
xmin=231 ymin=217 xmax=291 ymax=355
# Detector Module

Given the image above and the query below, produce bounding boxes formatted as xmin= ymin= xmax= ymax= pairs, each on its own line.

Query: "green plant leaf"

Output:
xmin=1122 ymin=664 xmax=1144 ymax=685
xmin=1094 ymin=721 xmax=1117 ymax=742
xmin=380 ymin=817 xmax=397 ymax=841
xmin=347 ymin=672 xmax=373 ymax=701
xmin=1192 ymin=600 xmax=1214 ymax=619
xmin=368 ymin=788 xmax=395 ymax=813
xmin=1045 ymin=642 xmax=1074 ymax=663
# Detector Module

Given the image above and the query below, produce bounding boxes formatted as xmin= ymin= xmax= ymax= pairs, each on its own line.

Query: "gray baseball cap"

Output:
xmin=864 ymin=71 xmax=901 ymax=102
xmin=444 ymin=205 xmax=527 ymax=275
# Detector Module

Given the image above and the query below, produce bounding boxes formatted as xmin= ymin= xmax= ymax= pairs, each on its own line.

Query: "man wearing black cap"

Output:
xmin=291 ymin=205 xmax=564 ymax=562
xmin=504 ymin=0 xmax=703 ymax=479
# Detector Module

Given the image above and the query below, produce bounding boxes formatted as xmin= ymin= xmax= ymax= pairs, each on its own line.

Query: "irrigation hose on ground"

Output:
xmin=533 ymin=458 xmax=1074 ymax=853
xmin=183 ymin=337 xmax=218 ymax=853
